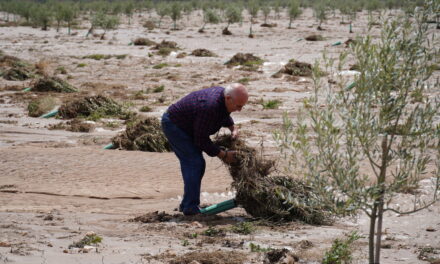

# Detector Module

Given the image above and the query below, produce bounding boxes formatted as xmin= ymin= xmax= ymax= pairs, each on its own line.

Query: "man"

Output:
xmin=161 ymin=83 xmax=248 ymax=215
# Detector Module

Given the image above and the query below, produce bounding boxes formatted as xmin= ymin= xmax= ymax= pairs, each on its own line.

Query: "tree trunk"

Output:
xmin=289 ymin=18 xmax=292 ymax=28
xmin=375 ymin=200 xmax=384 ymax=264
xmin=374 ymin=136 xmax=389 ymax=264
xmin=369 ymin=204 xmax=377 ymax=264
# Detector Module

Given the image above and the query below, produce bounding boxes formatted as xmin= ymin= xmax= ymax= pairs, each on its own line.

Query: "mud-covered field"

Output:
xmin=1 ymin=8 xmax=439 ymax=264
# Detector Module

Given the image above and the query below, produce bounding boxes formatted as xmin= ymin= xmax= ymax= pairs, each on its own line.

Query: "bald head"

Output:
xmin=224 ymin=83 xmax=248 ymax=113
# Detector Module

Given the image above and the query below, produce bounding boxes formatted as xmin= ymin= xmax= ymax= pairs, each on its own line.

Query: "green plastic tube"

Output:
xmin=103 ymin=143 xmax=115 ymax=150
xmin=40 ymin=109 xmax=58 ymax=118
xmin=23 ymin=87 xmax=32 ymax=92
xmin=332 ymin=41 xmax=342 ymax=46
xmin=200 ymin=199 xmax=237 ymax=215
xmin=347 ymin=82 xmax=356 ymax=90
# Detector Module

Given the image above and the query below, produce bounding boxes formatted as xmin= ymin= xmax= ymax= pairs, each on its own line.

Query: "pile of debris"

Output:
xmin=215 ymin=135 xmax=332 ymax=224
xmin=33 ymin=76 xmax=78 ymax=93
xmin=58 ymin=95 xmax=126 ymax=119
xmin=0 ymin=54 xmax=35 ymax=81
xmin=133 ymin=37 xmax=156 ymax=46
xmin=191 ymin=49 xmax=217 ymax=57
xmin=152 ymin=40 xmax=179 ymax=56
xmin=225 ymin=53 xmax=263 ymax=71
xmin=272 ymin=59 xmax=312 ymax=78
xmin=112 ymin=116 xmax=171 ymax=152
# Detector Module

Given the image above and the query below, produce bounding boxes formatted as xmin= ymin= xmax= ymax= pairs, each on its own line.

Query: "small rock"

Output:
xmin=85 ymin=231 xmax=96 ymax=236
xmin=0 ymin=242 xmax=11 ymax=247
xmin=47 ymin=243 xmax=53 ymax=247
xmin=189 ymin=261 xmax=201 ymax=264
xmin=63 ymin=249 xmax=68 ymax=253
xmin=426 ymin=227 xmax=436 ymax=232
xmin=191 ymin=221 xmax=203 ymax=228
xmin=44 ymin=214 xmax=54 ymax=221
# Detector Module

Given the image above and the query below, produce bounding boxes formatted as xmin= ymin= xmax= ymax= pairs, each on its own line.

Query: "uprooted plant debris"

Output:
xmin=272 ymin=59 xmax=312 ymax=78
xmin=191 ymin=48 xmax=217 ymax=57
xmin=214 ymin=135 xmax=332 ymax=224
xmin=264 ymin=248 xmax=299 ymax=264
xmin=58 ymin=95 xmax=127 ymax=119
xmin=153 ymin=40 xmax=178 ymax=50
xmin=130 ymin=211 xmax=220 ymax=223
xmin=69 ymin=232 xmax=102 ymax=249
xmin=48 ymin=119 xmax=95 ymax=133
xmin=27 ymin=96 xmax=56 ymax=117
xmin=130 ymin=211 xmax=174 ymax=223
xmin=169 ymin=250 xmax=247 ymax=264
xmin=225 ymin=53 xmax=263 ymax=71
xmin=0 ymin=54 xmax=35 ymax=81
xmin=111 ymin=116 xmax=171 ymax=152
xmin=33 ymin=76 xmax=78 ymax=93
xmin=133 ymin=37 xmax=156 ymax=46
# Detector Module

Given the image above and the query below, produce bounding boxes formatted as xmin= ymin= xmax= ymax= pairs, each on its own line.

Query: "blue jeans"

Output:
xmin=161 ymin=112 xmax=205 ymax=215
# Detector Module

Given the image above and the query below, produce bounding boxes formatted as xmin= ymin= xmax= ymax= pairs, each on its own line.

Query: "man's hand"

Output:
xmin=218 ymin=149 xmax=237 ymax=164
xmin=229 ymin=125 xmax=239 ymax=140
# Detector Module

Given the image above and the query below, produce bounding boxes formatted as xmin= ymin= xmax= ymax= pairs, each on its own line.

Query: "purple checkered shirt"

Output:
xmin=167 ymin=86 xmax=234 ymax=157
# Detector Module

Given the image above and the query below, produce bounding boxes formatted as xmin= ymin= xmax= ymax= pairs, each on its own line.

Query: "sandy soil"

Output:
xmin=0 ymin=8 xmax=439 ymax=264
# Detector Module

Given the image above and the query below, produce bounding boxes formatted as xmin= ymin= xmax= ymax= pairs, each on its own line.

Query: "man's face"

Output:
xmin=226 ymin=94 xmax=248 ymax=112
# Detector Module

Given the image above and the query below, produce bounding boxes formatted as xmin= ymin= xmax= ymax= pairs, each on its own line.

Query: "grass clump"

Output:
xmin=0 ymin=54 xmax=35 ymax=81
xmin=111 ymin=116 xmax=171 ymax=152
xmin=272 ymin=59 xmax=312 ymax=78
xmin=56 ymin=66 xmax=67 ymax=74
xmin=322 ymin=232 xmax=361 ymax=264
xmin=69 ymin=232 xmax=102 ymax=249
xmin=249 ymin=243 xmax=271 ymax=252
xmin=28 ymin=96 xmax=56 ymax=117
xmin=153 ymin=63 xmax=168 ymax=69
xmin=77 ymin=63 xmax=87 ymax=68
xmin=203 ymin=226 xmax=226 ymax=237
xmin=83 ymin=54 xmax=112 ymax=60
xmin=139 ymin=105 xmax=152 ymax=112
xmin=230 ymin=221 xmax=256 ymax=235
xmin=152 ymin=85 xmax=164 ymax=93
xmin=261 ymin=99 xmax=281 ymax=109
xmin=238 ymin=77 xmax=250 ymax=85
xmin=58 ymin=95 xmax=128 ymax=120
xmin=33 ymin=76 xmax=78 ymax=93
xmin=225 ymin=53 xmax=263 ymax=71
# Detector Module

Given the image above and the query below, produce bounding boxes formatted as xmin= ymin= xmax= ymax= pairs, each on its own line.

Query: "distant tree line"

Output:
xmin=0 ymin=0 xmax=431 ymax=34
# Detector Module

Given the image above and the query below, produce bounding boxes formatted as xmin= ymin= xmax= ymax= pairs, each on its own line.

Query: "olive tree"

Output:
xmin=313 ymin=1 xmax=327 ymax=30
xmin=93 ymin=12 xmax=120 ymax=39
xmin=156 ymin=2 xmax=170 ymax=29
xmin=31 ymin=4 xmax=52 ymax=31
xmin=261 ymin=4 xmax=271 ymax=24
xmin=199 ymin=8 xmax=220 ymax=33
xmin=275 ymin=2 xmax=440 ymax=264
xmin=223 ymin=5 xmax=242 ymax=35
xmin=170 ymin=2 xmax=182 ymax=30
xmin=247 ymin=0 xmax=259 ymax=37
xmin=287 ymin=0 xmax=301 ymax=29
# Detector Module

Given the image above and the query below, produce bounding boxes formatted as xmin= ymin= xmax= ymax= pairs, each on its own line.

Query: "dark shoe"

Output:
xmin=183 ymin=207 xmax=201 ymax=216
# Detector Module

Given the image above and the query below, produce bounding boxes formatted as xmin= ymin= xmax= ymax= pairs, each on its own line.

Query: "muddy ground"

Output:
xmin=0 ymin=8 xmax=439 ymax=264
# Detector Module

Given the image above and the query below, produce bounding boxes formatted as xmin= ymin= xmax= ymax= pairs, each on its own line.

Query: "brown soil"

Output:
xmin=169 ymin=250 xmax=248 ymax=264
xmin=305 ymin=34 xmax=324 ymax=41
xmin=0 ymin=7 xmax=438 ymax=264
